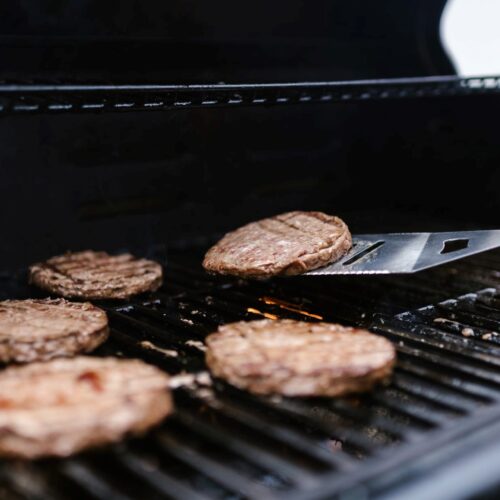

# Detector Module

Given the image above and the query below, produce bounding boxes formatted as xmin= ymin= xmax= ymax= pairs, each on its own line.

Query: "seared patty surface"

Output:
xmin=203 ymin=211 xmax=352 ymax=278
xmin=206 ymin=319 xmax=395 ymax=396
xmin=0 ymin=298 xmax=108 ymax=363
xmin=29 ymin=250 xmax=163 ymax=299
xmin=0 ymin=357 xmax=172 ymax=458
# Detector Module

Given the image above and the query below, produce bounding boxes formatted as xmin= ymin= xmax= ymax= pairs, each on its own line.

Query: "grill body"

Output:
xmin=0 ymin=1 xmax=500 ymax=498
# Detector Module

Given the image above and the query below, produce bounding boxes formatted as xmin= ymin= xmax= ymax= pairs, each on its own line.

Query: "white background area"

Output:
xmin=441 ymin=0 xmax=500 ymax=76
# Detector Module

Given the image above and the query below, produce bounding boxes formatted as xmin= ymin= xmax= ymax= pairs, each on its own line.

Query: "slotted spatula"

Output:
xmin=305 ymin=230 xmax=500 ymax=275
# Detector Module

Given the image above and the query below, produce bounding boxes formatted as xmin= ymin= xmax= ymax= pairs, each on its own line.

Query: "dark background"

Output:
xmin=0 ymin=0 xmax=452 ymax=82
xmin=0 ymin=0 xmax=498 ymax=271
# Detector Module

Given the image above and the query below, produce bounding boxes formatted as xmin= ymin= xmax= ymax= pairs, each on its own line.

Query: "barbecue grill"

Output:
xmin=1 ymin=1 xmax=499 ymax=499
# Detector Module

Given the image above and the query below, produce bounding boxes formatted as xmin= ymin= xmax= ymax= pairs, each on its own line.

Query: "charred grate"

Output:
xmin=1 ymin=250 xmax=500 ymax=499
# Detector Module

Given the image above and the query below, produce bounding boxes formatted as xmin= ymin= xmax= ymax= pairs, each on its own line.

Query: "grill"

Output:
xmin=2 ymin=1 xmax=500 ymax=497
xmin=1 ymin=248 xmax=500 ymax=499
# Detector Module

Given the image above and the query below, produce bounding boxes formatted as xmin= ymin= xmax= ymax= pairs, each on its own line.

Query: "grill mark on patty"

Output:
xmin=259 ymin=217 xmax=342 ymax=258
xmin=275 ymin=212 xmax=343 ymax=239
xmin=30 ymin=251 xmax=163 ymax=299
xmin=47 ymin=258 xmax=152 ymax=277
xmin=257 ymin=219 xmax=326 ymax=245
xmin=79 ymin=266 xmax=158 ymax=278
xmin=206 ymin=319 xmax=396 ymax=396
xmin=43 ymin=254 xmax=151 ymax=283
xmin=42 ymin=262 xmax=86 ymax=283
xmin=0 ymin=300 xmax=105 ymax=327
xmin=56 ymin=258 xmax=140 ymax=273
xmin=203 ymin=211 xmax=352 ymax=278
xmin=50 ymin=263 xmax=155 ymax=277
xmin=0 ymin=299 xmax=109 ymax=362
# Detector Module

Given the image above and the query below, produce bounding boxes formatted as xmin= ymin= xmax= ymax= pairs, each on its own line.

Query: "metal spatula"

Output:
xmin=305 ymin=230 xmax=500 ymax=275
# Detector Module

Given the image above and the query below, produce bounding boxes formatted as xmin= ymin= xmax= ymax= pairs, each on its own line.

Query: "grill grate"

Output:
xmin=0 ymin=75 xmax=499 ymax=115
xmin=1 ymin=250 xmax=500 ymax=499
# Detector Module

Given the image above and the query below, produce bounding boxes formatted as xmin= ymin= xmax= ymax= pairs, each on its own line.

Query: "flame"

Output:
xmin=260 ymin=296 xmax=323 ymax=320
xmin=246 ymin=307 xmax=279 ymax=320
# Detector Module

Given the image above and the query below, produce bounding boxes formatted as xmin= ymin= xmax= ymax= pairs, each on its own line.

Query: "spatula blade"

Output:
xmin=304 ymin=230 xmax=500 ymax=275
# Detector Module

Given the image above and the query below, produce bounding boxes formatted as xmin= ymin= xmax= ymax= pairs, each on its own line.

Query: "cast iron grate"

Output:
xmin=0 ymin=75 xmax=499 ymax=115
xmin=0 ymin=250 xmax=499 ymax=499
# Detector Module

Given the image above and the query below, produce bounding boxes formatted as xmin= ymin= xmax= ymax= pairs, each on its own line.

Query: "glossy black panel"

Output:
xmin=0 ymin=94 xmax=498 ymax=270
xmin=0 ymin=0 xmax=452 ymax=82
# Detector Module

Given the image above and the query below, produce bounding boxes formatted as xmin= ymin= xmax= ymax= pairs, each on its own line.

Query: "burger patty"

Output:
xmin=29 ymin=250 xmax=163 ymax=299
xmin=0 ymin=298 xmax=109 ymax=363
xmin=0 ymin=357 xmax=172 ymax=459
xmin=203 ymin=211 xmax=352 ymax=279
xmin=206 ymin=319 xmax=396 ymax=396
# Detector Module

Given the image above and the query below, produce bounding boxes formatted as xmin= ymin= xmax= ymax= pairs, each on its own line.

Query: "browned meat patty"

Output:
xmin=203 ymin=211 xmax=352 ymax=278
xmin=0 ymin=357 xmax=172 ymax=459
xmin=0 ymin=298 xmax=109 ymax=363
xmin=206 ymin=319 xmax=396 ymax=396
xmin=29 ymin=250 xmax=163 ymax=299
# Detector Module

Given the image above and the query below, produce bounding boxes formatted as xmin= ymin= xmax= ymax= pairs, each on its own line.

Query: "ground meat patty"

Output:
xmin=203 ymin=211 xmax=352 ymax=279
xmin=205 ymin=319 xmax=396 ymax=396
xmin=0 ymin=357 xmax=172 ymax=459
xmin=29 ymin=250 xmax=163 ymax=299
xmin=0 ymin=298 xmax=109 ymax=363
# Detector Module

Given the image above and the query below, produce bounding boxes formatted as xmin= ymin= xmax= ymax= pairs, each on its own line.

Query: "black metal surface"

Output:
xmin=0 ymin=75 xmax=499 ymax=115
xmin=1 ymin=249 xmax=500 ymax=499
xmin=2 ymin=91 xmax=500 ymax=274
xmin=0 ymin=1 xmax=452 ymax=84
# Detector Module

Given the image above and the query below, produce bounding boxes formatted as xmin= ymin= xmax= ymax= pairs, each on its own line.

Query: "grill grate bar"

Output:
xmin=114 ymin=450 xmax=211 ymax=500
xmin=155 ymin=431 xmax=279 ymax=499
xmin=392 ymin=344 xmax=500 ymax=399
xmin=151 ymin=292 xmax=247 ymax=326
xmin=397 ymin=290 xmax=500 ymax=340
xmin=60 ymin=460 xmax=133 ymax=500
xmin=391 ymin=371 xmax=479 ymax=413
xmin=210 ymin=381 xmax=404 ymax=453
xmin=173 ymin=407 xmax=321 ymax=489
xmin=436 ymin=307 xmax=500 ymax=336
xmin=396 ymin=347 xmax=500 ymax=396
xmin=377 ymin=327 xmax=500 ymax=385
xmin=395 ymin=360 xmax=496 ymax=402
xmin=108 ymin=327 xmax=189 ymax=372
xmin=0 ymin=465 xmax=65 ymax=500
xmin=409 ymin=311 xmax=499 ymax=345
xmin=325 ymin=398 xmax=423 ymax=443
xmin=179 ymin=386 xmax=356 ymax=471
xmin=376 ymin=320 xmax=500 ymax=368
xmin=111 ymin=324 xmax=202 ymax=364
xmin=255 ymin=397 xmax=380 ymax=455
xmin=438 ymin=300 xmax=500 ymax=327
xmin=171 ymin=290 xmax=265 ymax=323
xmin=109 ymin=308 xmax=207 ymax=343
xmin=131 ymin=303 xmax=212 ymax=337
xmin=287 ymin=403 xmax=500 ymax=500
xmin=368 ymin=390 xmax=454 ymax=428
